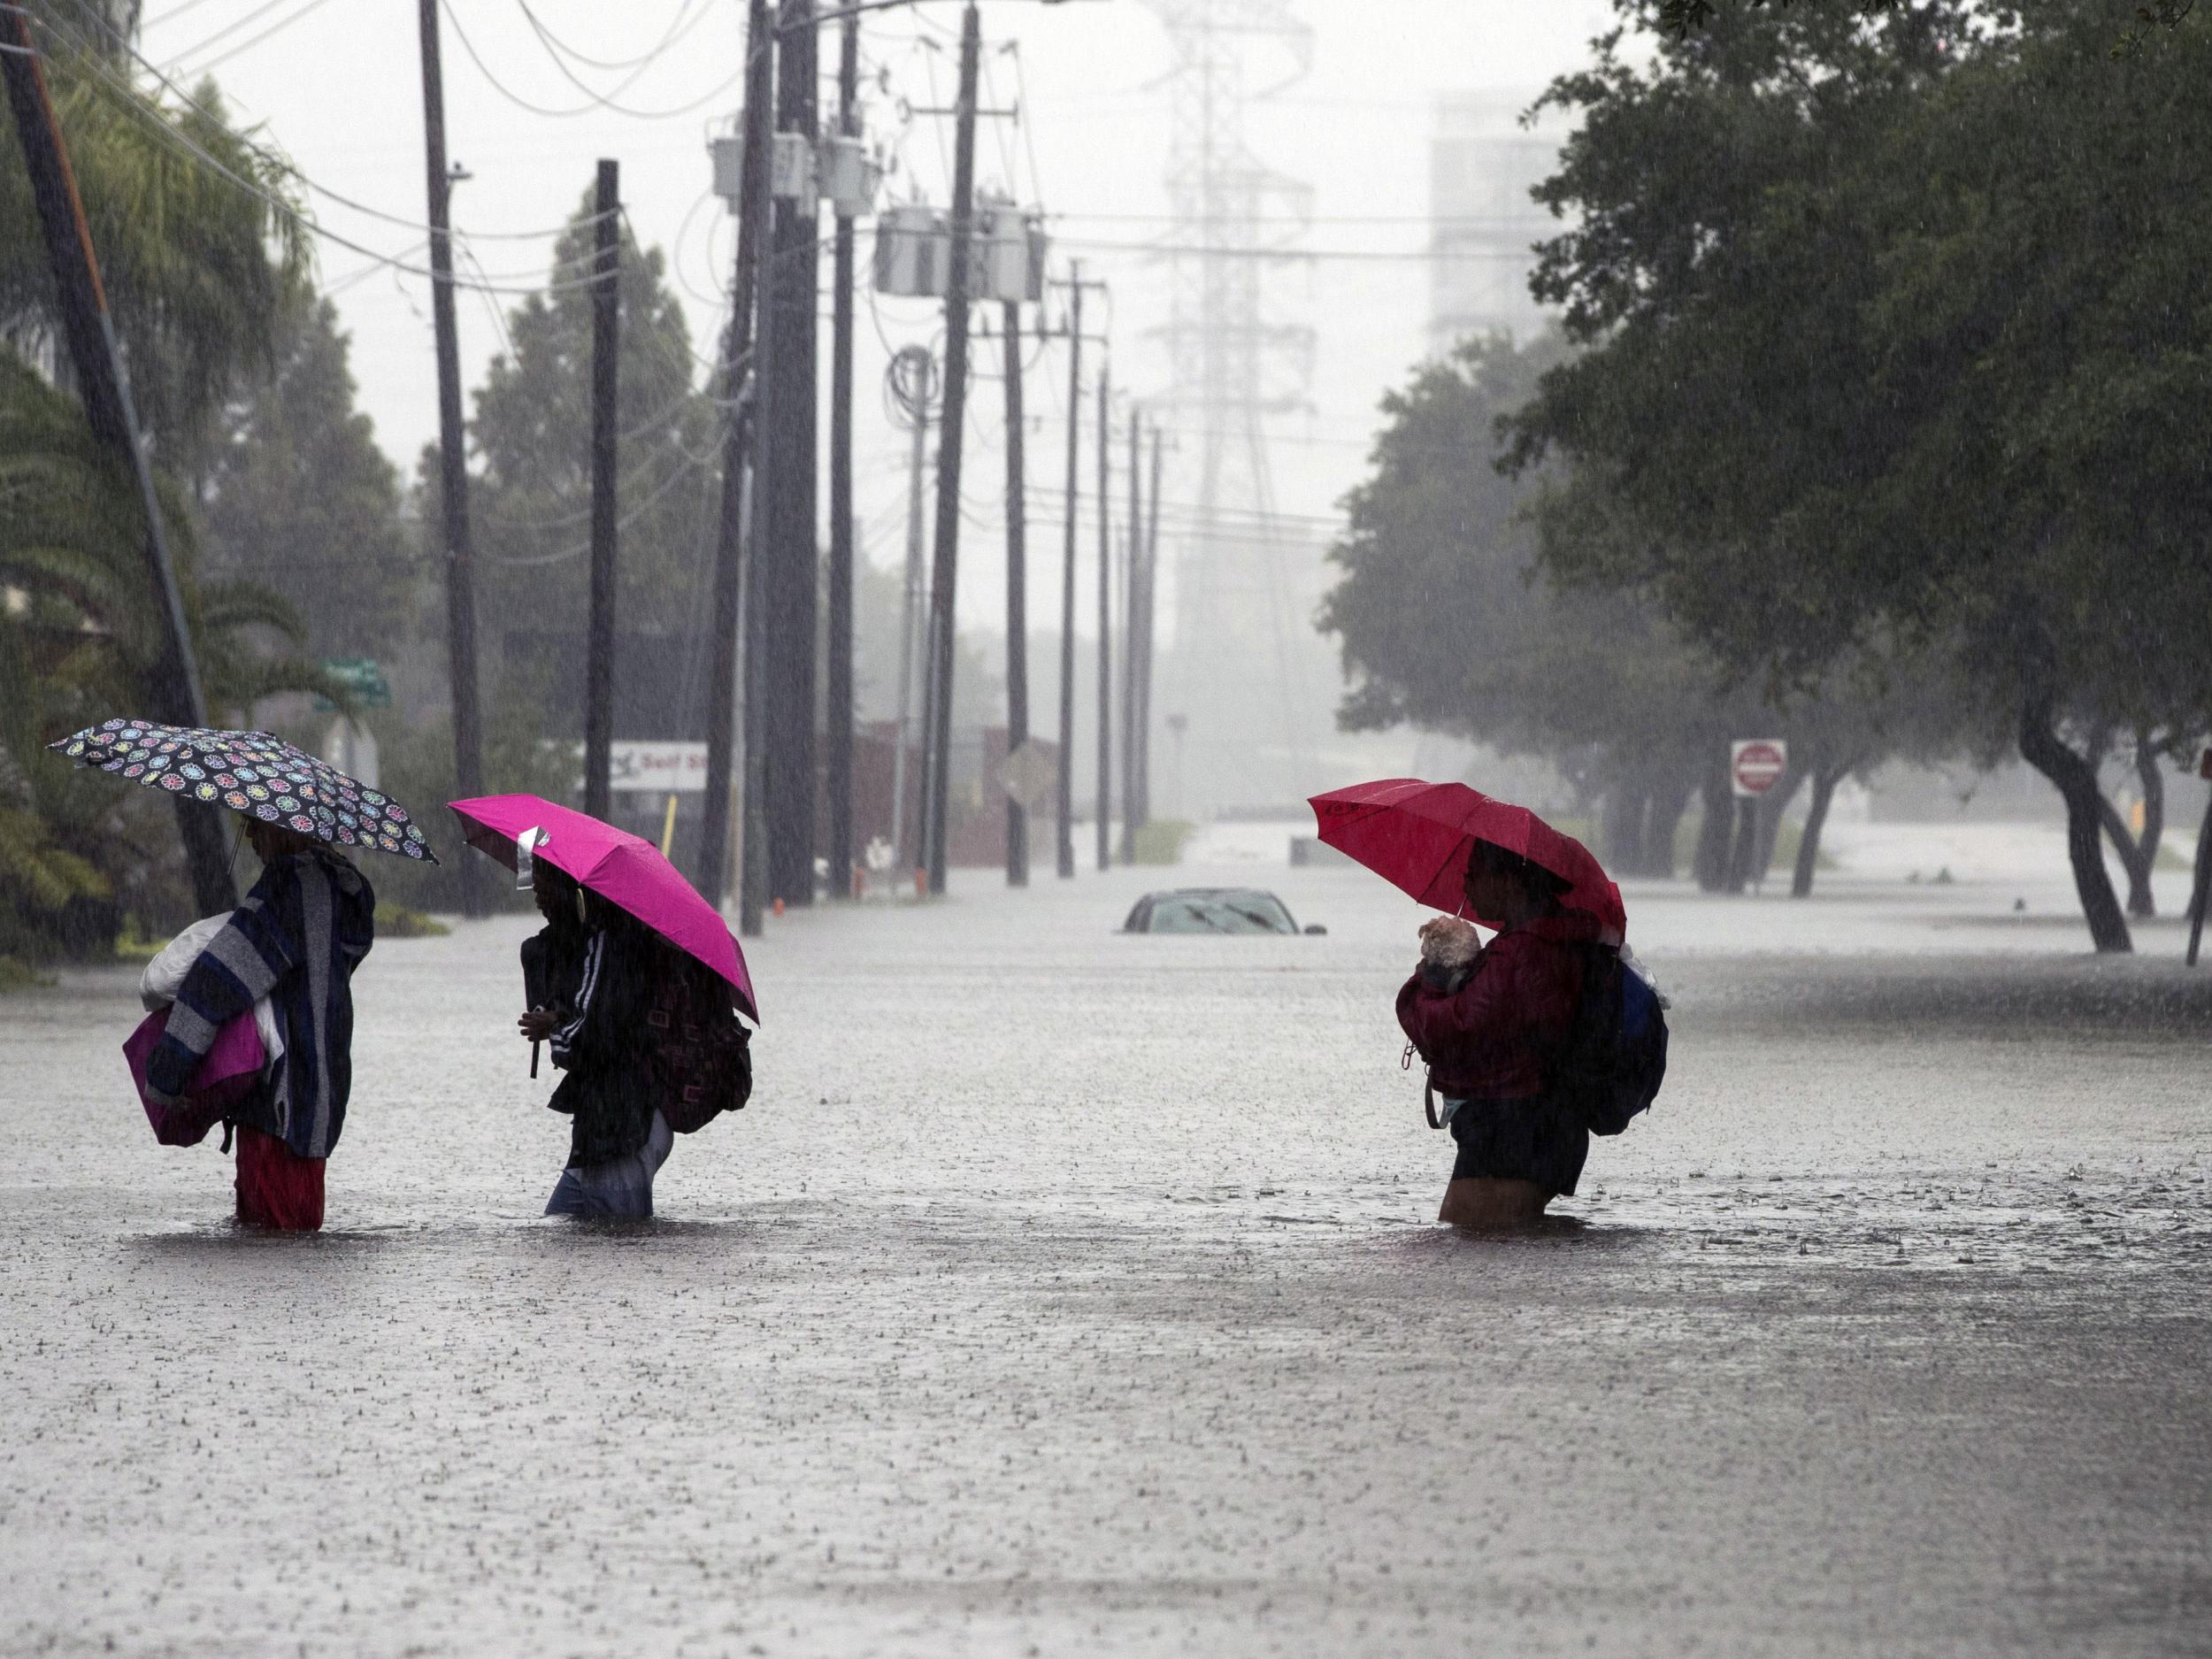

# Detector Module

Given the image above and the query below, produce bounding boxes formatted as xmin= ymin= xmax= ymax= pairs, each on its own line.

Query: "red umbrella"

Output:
xmin=449 ymin=794 xmax=757 ymax=1020
xmin=1310 ymin=777 xmax=1625 ymax=944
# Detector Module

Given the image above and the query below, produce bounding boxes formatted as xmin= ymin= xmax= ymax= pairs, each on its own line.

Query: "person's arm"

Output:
xmin=545 ymin=930 xmax=653 ymax=1071
xmin=143 ymin=866 xmax=299 ymax=1102
xmin=1396 ymin=940 xmax=1529 ymax=1064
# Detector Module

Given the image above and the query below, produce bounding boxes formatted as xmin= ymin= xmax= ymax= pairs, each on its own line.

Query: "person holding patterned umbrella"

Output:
xmin=53 ymin=718 xmax=436 ymax=1231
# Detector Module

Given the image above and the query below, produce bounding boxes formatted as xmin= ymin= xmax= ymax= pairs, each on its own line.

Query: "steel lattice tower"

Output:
xmin=1139 ymin=0 xmax=1317 ymax=815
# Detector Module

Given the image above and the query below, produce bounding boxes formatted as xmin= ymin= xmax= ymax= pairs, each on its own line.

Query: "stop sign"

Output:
xmin=1731 ymin=739 xmax=1788 ymax=797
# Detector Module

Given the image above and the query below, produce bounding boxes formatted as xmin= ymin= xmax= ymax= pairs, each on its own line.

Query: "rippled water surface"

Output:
xmin=3 ymin=855 xmax=2208 ymax=1656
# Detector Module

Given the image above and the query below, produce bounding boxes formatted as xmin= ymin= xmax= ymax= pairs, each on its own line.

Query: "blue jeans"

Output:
xmin=546 ymin=1110 xmax=673 ymax=1218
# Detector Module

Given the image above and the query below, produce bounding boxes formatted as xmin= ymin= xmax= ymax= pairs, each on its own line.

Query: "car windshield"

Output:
xmin=1145 ymin=892 xmax=1295 ymax=934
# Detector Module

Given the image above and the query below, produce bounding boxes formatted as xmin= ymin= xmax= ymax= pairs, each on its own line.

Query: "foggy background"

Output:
xmin=166 ymin=0 xmax=1613 ymax=818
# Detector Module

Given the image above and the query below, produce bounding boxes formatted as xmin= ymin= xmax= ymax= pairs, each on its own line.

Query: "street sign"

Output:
xmin=998 ymin=740 xmax=1058 ymax=810
xmin=1730 ymin=739 xmax=1788 ymax=798
xmin=313 ymin=657 xmax=391 ymax=712
xmin=610 ymin=741 xmax=709 ymax=794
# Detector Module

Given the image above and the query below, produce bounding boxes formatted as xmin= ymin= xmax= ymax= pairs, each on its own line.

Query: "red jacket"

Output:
xmin=1396 ymin=911 xmax=1597 ymax=1101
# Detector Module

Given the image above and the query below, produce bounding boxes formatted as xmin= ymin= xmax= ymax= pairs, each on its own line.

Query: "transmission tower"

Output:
xmin=1139 ymin=0 xmax=1317 ymax=816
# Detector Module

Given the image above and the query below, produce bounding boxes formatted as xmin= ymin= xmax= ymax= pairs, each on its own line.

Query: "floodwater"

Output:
xmin=3 ymin=834 xmax=2209 ymax=1657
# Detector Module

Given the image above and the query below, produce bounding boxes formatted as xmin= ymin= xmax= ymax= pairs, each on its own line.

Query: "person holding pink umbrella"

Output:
xmin=451 ymin=795 xmax=755 ymax=1220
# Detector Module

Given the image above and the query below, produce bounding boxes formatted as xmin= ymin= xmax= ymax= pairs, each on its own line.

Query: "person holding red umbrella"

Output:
xmin=1311 ymin=778 xmax=1663 ymax=1232
xmin=1398 ymin=840 xmax=1601 ymax=1229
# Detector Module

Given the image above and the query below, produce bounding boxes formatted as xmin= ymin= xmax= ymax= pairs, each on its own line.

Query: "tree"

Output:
xmin=0 ymin=351 xmax=329 ymax=954
xmin=1509 ymin=1 xmax=2212 ymax=949
xmin=196 ymin=296 xmax=413 ymax=658
xmin=457 ymin=196 xmax=720 ymax=663
xmin=0 ymin=57 xmax=304 ymax=457
xmin=1320 ymin=332 xmax=1774 ymax=884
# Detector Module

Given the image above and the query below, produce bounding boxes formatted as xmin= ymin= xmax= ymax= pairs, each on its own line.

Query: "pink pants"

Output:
xmin=235 ymin=1125 xmax=326 ymax=1232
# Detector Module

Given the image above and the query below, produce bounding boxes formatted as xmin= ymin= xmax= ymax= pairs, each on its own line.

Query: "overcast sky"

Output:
xmin=138 ymin=0 xmax=1618 ymax=633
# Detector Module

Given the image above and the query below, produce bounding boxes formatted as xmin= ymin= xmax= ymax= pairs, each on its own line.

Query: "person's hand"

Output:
xmin=518 ymin=1009 xmax=557 ymax=1041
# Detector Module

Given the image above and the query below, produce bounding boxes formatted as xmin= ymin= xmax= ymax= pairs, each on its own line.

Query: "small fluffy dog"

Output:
xmin=1417 ymin=914 xmax=1482 ymax=991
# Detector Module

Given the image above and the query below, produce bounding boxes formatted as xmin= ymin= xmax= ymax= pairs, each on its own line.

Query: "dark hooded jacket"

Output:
xmin=526 ymin=915 xmax=664 ymax=1168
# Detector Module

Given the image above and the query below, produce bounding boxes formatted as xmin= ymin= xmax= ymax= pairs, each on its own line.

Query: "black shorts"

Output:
xmin=1447 ymin=1097 xmax=1588 ymax=1196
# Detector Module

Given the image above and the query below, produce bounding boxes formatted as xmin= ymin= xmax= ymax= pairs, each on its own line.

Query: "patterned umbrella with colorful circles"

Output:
xmin=49 ymin=718 xmax=440 ymax=863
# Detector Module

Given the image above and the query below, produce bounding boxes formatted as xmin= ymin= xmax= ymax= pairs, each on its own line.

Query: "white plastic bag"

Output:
xmin=139 ymin=915 xmax=285 ymax=1074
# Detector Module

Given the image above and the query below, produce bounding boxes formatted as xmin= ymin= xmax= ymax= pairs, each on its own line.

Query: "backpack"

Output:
xmin=1546 ymin=944 xmax=1668 ymax=1136
xmin=643 ymin=951 xmax=753 ymax=1134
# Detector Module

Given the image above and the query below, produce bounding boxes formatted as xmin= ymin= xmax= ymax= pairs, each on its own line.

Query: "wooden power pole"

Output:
xmin=698 ymin=0 xmax=774 ymax=910
xmin=415 ymin=0 xmax=487 ymax=916
xmin=1094 ymin=359 xmax=1111 ymax=872
xmin=1002 ymin=297 xmax=1030 ymax=887
xmin=1119 ymin=404 xmax=1140 ymax=864
xmin=826 ymin=5 xmax=861 ymax=898
xmin=918 ymin=1 xmax=982 ymax=896
xmin=582 ymin=159 xmax=620 ymax=821
xmin=1054 ymin=267 xmax=1085 ymax=880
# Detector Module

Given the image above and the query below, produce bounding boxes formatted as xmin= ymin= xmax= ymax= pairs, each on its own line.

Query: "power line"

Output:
xmin=438 ymin=0 xmax=745 ymax=121
xmin=46 ymin=0 xmax=613 ymax=245
xmin=512 ymin=0 xmax=705 ymax=73
xmin=165 ymin=0 xmax=334 ymax=76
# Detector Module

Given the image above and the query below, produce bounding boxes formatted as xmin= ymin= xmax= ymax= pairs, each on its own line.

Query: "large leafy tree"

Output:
xmin=1509 ymin=0 xmax=2212 ymax=949
xmin=1321 ymin=330 xmax=1961 ymax=890
xmin=196 ymin=296 xmax=413 ymax=658
xmin=0 ymin=51 xmax=304 ymax=457
xmin=453 ymin=198 xmax=721 ymax=660
xmin=0 ymin=42 xmax=322 ymax=958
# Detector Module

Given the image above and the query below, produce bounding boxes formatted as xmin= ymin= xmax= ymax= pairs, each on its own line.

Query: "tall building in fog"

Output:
xmin=1428 ymin=90 xmax=1564 ymax=355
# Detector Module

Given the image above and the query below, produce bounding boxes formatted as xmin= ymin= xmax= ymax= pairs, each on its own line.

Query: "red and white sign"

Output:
xmin=1730 ymin=739 xmax=1788 ymax=798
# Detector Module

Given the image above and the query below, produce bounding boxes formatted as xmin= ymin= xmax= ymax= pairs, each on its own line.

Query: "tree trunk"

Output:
xmin=2019 ymin=694 xmax=2132 ymax=953
xmin=1643 ymin=779 xmax=1694 ymax=880
xmin=2095 ymin=792 xmax=2154 ymax=920
xmin=1601 ymin=781 xmax=1647 ymax=876
xmin=1752 ymin=761 xmax=1808 ymax=887
xmin=1693 ymin=759 xmax=1735 ymax=893
xmin=1793 ymin=764 xmax=1847 ymax=898
xmin=2133 ymin=731 xmax=2164 ymax=918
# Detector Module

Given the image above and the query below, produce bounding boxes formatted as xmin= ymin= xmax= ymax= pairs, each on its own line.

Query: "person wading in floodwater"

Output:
xmin=517 ymin=861 xmax=676 ymax=1219
xmin=142 ymin=818 xmax=376 ymax=1231
xmin=1397 ymin=838 xmax=1601 ymax=1230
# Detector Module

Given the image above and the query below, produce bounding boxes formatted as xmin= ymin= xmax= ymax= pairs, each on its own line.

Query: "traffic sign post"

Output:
xmin=1730 ymin=739 xmax=1787 ymax=798
xmin=1727 ymin=739 xmax=1788 ymax=895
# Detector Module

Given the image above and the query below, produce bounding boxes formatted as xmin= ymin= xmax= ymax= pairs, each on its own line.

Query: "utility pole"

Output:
xmin=1137 ymin=423 xmax=1164 ymax=829
xmin=737 ymin=7 xmax=787 ymax=939
xmin=415 ymin=0 xmax=487 ymax=917
xmin=764 ymin=0 xmax=818 ymax=909
xmin=887 ymin=347 xmax=935 ymax=876
xmin=696 ymin=0 xmax=773 ymax=908
xmin=582 ymin=159 xmax=621 ymax=822
xmin=1094 ymin=359 xmax=1111 ymax=872
xmin=826 ymin=6 xmax=861 ymax=899
xmin=918 ymin=1 xmax=982 ymax=897
xmin=1002 ymin=298 xmax=1031 ymax=887
xmin=1053 ymin=265 xmax=1086 ymax=880
xmin=1118 ymin=404 xmax=1140 ymax=864
xmin=2 ymin=8 xmax=232 ymax=916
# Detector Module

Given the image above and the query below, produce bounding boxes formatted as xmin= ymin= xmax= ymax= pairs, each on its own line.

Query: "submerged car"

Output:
xmin=1121 ymin=887 xmax=1325 ymax=935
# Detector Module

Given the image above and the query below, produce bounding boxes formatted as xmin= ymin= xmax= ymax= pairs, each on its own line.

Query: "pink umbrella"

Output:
xmin=448 ymin=794 xmax=758 ymax=1020
xmin=1310 ymin=777 xmax=1626 ymax=945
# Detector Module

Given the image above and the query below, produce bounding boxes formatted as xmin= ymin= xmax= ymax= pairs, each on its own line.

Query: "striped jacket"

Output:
xmin=145 ymin=849 xmax=375 ymax=1159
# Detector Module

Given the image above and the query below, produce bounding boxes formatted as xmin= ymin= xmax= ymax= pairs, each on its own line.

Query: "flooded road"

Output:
xmin=4 ymin=844 xmax=2208 ymax=1656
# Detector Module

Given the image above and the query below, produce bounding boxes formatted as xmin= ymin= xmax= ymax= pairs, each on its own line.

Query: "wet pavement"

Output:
xmin=3 ymin=839 xmax=2209 ymax=1656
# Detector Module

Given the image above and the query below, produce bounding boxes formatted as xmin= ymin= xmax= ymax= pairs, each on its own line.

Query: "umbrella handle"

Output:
xmin=530 ymin=1040 xmax=541 ymax=1079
